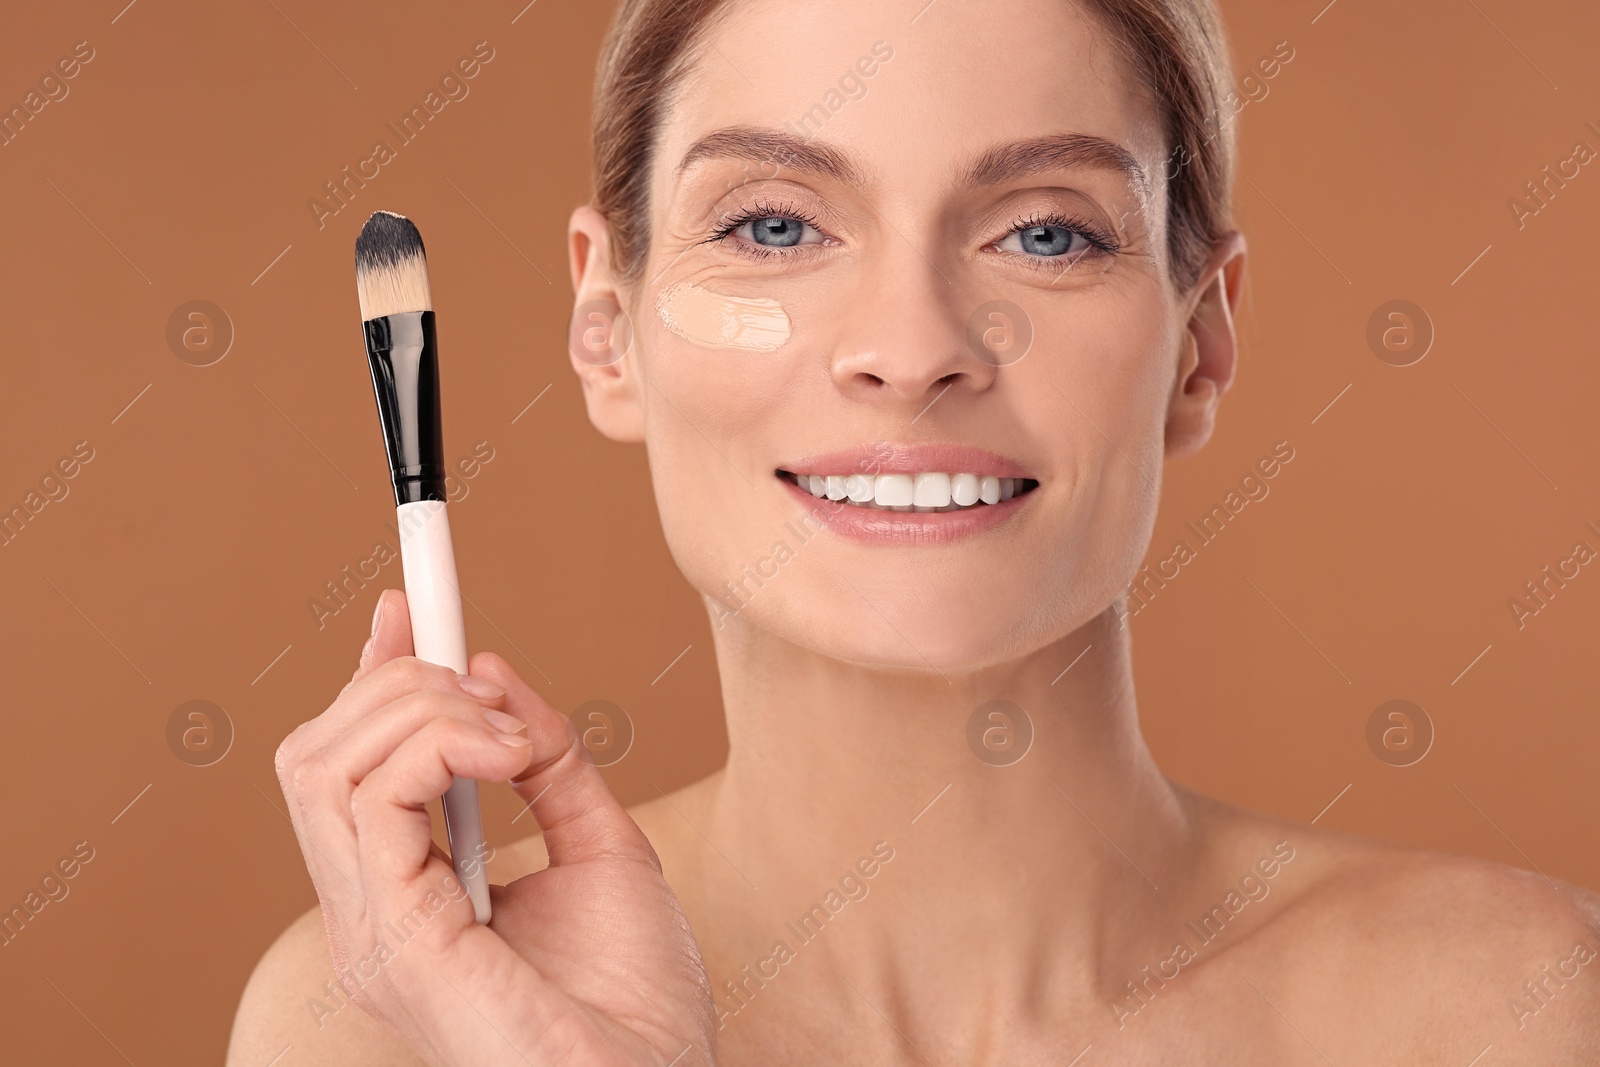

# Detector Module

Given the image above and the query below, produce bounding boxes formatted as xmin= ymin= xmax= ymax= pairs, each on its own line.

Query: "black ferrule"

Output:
xmin=363 ymin=310 xmax=448 ymax=506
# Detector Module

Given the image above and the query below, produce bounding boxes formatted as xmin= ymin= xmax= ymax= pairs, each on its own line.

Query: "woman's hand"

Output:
xmin=274 ymin=588 xmax=716 ymax=1066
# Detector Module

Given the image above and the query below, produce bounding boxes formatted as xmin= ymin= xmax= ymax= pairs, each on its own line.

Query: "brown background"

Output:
xmin=2 ymin=0 xmax=1596 ymax=1061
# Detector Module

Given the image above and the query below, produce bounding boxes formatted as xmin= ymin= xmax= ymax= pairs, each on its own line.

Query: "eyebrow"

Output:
xmin=675 ymin=124 xmax=866 ymax=186
xmin=674 ymin=125 xmax=1149 ymax=200
xmin=958 ymin=133 xmax=1150 ymax=201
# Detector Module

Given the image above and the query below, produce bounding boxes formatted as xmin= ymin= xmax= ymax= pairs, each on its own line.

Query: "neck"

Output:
xmin=694 ymin=604 xmax=1200 ymax=1012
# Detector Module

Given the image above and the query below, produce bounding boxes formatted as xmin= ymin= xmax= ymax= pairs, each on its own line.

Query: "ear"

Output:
xmin=567 ymin=204 xmax=645 ymax=443
xmin=1164 ymin=231 xmax=1247 ymax=459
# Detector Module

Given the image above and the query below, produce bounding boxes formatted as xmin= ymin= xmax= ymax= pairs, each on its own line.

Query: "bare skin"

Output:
xmin=229 ymin=0 xmax=1600 ymax=1063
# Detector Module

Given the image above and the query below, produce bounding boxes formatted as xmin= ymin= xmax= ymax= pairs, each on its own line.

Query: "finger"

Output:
xmin=351 ymin=588 xmax=415 ymax=684
xmin=322 ymin=655 xmax=508 ymax=742
xmin=469 ymin=651 xmax=660 ymax=870
xmin=319 ymin=689 xmax=526 ymax=806
xmin=279 ymin=649 xmax=506 ymax=919
xmin=279 ymin=683 xmax=516 ymax=942
xmin=351 ymin=717 xmax=534 ymax=914
xmin=274 ymin=741 xmax=370 ymax=923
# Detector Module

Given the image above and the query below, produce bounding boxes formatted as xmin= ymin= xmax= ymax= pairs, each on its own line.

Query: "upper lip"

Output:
xmin=777 ymin=443 xmax=1035 ymax=479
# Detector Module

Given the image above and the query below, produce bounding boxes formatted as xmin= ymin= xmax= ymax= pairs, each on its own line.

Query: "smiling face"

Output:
xmin=569 ymin=0 xmax=1243 ymax=670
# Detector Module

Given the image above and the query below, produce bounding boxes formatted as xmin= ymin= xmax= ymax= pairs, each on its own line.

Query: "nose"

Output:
xmin=829 ymin=257 xmax=1000 ymax=407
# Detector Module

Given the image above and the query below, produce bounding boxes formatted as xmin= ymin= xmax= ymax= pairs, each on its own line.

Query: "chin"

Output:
xmin=712 ymin=566 xmax=1085 ymax=675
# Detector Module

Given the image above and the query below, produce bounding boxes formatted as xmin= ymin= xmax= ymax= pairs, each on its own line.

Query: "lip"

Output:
xmin=778 ymin=478 xmax=1034 ymax=545
xmin=776 ymin=443 xmax=1039 ymax=546
xmin=779 ymin=443 xmax=1035 ymax=479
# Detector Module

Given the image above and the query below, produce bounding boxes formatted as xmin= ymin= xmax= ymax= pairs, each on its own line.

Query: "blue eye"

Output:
xmin=1001 ymin=224 xmax=1090 ymax=257
xmin=736 ymin=215 xmax=819 ymax=248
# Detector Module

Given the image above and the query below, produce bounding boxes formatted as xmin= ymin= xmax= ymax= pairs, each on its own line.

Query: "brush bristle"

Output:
xmin=355 ymin=210 xmax=432 ymax=320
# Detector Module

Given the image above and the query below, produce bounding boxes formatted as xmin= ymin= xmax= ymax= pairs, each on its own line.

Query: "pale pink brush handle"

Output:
xmin=397 ymin=498 xmax=492 ymax=923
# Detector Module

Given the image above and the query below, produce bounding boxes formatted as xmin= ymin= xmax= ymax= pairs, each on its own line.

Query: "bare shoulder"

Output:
xmin=226 ymin=902 xmax=427 ymax=1066
xmin=227 ymin=776 xmax=717 ymax=1065
xmin=1204 ymin=798 xmax=1600 ymax=1064
xmin=226 ymin=834 xmax=551 ymax=1066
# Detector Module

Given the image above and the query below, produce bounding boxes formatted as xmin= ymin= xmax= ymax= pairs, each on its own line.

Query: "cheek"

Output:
xmin=656 ymin=282 xmax=791 ymax=351
xmin=639 ymin=300 xmax=912 ymax=655
xmin=641 ymin=270 xmax=829 ymax=463
xmin=637 ymin=317 xmax=800 ymax=600
xmin=1025 ymin=310 xmax=1176 ymax=591
xmin=1046 ymin=304 xmax=1176 ymax=477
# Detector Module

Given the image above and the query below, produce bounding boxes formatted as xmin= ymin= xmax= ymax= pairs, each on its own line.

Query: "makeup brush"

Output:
xmin=355 ymin=209 xmax=491 ymax=924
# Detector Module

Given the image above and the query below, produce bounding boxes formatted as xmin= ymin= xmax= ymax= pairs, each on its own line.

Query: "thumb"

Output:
xmin=468 ymin=651 xmax=658 ymax=870
xmin=351 ymin=588 xmax=416 ymax=683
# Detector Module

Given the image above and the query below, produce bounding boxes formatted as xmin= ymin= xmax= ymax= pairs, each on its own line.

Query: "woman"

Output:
xmin=230 ymin=0 xmax=1600 ymax=1062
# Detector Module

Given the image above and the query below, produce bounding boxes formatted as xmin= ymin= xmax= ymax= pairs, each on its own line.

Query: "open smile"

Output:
xmin=775 ymin=444 xmax=1040 ymax=545
xmin=775 ymin=470 xmax=1040 ymax=512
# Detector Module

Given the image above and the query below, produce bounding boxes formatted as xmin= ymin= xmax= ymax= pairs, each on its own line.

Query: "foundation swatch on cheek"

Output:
xmin=655 ymin=282 xmax=790 ymax=352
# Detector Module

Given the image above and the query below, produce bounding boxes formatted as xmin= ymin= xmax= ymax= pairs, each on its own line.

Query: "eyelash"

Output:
xmin=704 ymin=199 xmax=827 ymax=261
xmin=703 ymin=199 xmax=1122 ymax=266
xmin=1006 ymin=211 xmax=1122 ymax=261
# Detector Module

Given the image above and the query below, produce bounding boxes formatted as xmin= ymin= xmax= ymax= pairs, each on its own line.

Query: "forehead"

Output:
xmin=655 ymin=0 xmax=1165 ymax=198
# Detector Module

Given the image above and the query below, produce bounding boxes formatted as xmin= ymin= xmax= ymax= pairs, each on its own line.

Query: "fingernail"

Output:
xmin=494 ymin=730 xmax=533 ymax=747
xmin=457 ymin=673 xmax=506 ymax=699
xmin=482 ymin=708 xmax=527 ymax=736
xmin=370 ymin=594 xmax=385 ymax=637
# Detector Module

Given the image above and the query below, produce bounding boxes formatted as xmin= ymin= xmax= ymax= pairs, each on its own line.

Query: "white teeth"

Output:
xmin=874 ymin=473 xmax=915 ymax=507
xmin=790 ymin=471 xmax=1033 ymax=512
xmin=951 ymin=473 xmax=980 ymax=506
xmin=913 ymin=472 xmax=952 ymax=508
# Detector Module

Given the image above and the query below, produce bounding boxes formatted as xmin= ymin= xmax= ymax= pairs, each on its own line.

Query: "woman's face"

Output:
xmin=579 ymin=0 xmax=1231 ymax=670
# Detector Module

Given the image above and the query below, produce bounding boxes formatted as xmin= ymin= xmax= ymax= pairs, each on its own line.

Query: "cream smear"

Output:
xmin=655 ymin=282 xmax=790 ymax=352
